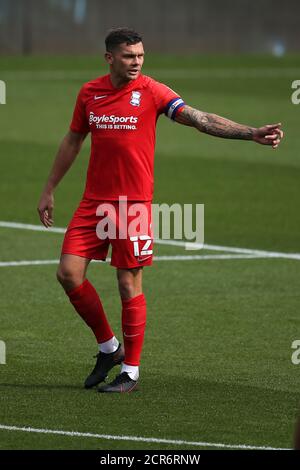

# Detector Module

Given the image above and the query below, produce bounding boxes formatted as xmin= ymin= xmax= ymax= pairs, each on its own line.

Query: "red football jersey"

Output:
xmin=70 ymin=73 xmax=185 ymax=201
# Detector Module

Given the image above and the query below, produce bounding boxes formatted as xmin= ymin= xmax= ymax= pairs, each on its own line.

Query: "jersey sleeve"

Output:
xmin=149 ymin=79 xmax=185 ymax=120
xmin=69 ymin=86 xmax=90 ymax=134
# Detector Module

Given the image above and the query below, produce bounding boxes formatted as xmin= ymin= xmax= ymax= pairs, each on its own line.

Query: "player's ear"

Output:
xmin=105 ymin=52 xmax=113 ymax=65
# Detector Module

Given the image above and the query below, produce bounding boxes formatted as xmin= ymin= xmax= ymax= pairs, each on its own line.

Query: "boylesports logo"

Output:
xmin=89 ymin=112 xmax=138 ymax=130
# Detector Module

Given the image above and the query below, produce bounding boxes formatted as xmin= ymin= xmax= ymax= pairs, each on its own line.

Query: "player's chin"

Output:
xmin=127 ymin=70 xmax=140 ymax=79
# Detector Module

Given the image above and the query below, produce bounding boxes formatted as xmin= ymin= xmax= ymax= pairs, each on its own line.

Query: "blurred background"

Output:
xmin=0 ymin=0 xmax=299 ymax=55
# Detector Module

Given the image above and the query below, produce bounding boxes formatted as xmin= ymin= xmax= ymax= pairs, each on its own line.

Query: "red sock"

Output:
xmin=66 ymin=279 xmax=113 ymax=344
xmin=122 ymin=293 xmax=147 ymax=366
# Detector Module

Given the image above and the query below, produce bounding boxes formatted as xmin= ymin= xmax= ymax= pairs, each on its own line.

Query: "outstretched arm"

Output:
xmin=175 ymin=105 xmax=283 ymax=149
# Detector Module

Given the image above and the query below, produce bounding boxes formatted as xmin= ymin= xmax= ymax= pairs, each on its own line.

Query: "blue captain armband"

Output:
xmin=165 ymin=97 xmax=185 ymax=120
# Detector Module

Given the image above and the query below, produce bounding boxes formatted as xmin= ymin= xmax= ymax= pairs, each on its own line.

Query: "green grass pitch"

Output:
xmin=0 ymin=54 xmax=300 ymax=450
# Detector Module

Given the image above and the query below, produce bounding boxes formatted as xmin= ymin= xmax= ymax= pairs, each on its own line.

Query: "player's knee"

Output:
xmin=118 ymin=277 xmax=142 ymax=300
xmin=56 ymin=265 xmax=83 ymax=291
xmin=118 ymin=279 xmax=136 ymax=300
xmin=56 ymin=266 xmax=69 ymax=287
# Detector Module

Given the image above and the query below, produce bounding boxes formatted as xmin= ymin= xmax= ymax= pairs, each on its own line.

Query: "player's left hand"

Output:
xmin=252 ymin=123 xmax=284 ymax=149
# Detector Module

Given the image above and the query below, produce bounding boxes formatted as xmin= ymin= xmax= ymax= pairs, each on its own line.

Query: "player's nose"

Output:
xmin=133 ymin=55 xmax=142 ymax=66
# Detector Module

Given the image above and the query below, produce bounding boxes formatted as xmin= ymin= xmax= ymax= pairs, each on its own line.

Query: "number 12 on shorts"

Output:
xmin=130 ymin=235 xmax=153 ymax=257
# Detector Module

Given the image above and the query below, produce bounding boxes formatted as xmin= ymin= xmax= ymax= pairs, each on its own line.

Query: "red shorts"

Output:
xmin=61 ymin=198 xmax=153 ymax=269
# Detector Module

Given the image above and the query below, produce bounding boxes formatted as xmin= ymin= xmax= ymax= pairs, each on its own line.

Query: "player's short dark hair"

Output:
xmin=105 ymin=28 xmax=142 ymax=52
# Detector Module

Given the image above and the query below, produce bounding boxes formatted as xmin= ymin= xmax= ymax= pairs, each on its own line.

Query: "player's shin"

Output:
xmin=121 ymin=294 xmax=147 ymax=379
xmin=66 ymin=279 xmax=114 ymax=344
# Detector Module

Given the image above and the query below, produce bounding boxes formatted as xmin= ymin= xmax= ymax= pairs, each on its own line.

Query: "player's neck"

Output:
xmin=109 ymin=73 xmax=138 ymax=90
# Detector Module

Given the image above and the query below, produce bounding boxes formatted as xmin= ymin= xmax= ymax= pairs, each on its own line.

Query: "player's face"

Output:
xmin=106 ymin=42 xmax=144 ymax=83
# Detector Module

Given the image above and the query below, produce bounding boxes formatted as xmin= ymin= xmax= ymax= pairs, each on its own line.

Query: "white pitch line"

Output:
xmin=0 ymin=221 xmax=66 ymax=234
xmin=153 ymin=254 xmax=265 ymax=261
xmin=1 ymin=220 xmax=300 ymax=260
xmin=157 ymin=239 xmax=300 ymax=260
xmin=0 ymin=424 xmax=290 ymax=450
xmin=0 ymin=254 xmax=267 ymax=268
xmin=0 ymin=260 xmax=60 ymax=267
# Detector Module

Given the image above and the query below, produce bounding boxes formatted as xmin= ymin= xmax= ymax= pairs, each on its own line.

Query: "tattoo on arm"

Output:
xmin=175 ymin=105 xmax=254 ymax=140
